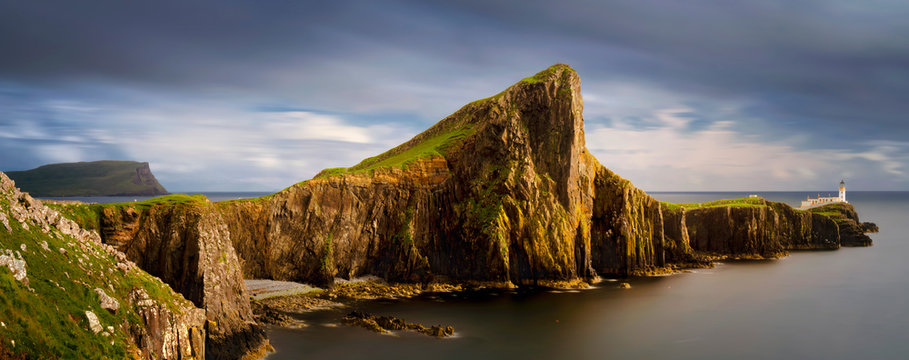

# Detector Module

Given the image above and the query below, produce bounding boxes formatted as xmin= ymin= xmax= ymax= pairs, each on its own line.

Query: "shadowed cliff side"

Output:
xmin=97 ymin=199 xmax=269 ymax=360
xmin=661 ymin=199 xmax=842 ymax=260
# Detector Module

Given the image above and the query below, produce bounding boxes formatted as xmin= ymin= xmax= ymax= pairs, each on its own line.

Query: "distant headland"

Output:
xmin=5 ymin=160 xmax=168 ymax=197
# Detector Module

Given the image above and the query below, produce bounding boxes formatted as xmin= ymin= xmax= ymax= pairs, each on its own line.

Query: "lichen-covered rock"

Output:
xmin=84 ymin=310 xmax=102 ymax=334
xmin=0 ymin=249 xmax=28 ymax=285
xmin=127 ymin=288 xmax=206 ymax=360
xmin=95 ymin=288 xmax=120 ymax=313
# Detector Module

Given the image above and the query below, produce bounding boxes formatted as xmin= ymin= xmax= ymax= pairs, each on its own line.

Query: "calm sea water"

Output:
xmin=265 ymin=191 xmax=908 ymax=360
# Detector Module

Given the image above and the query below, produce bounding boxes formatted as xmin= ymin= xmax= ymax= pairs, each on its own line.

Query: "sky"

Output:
xmin=1 ymin=0 xmax=908 ymax=192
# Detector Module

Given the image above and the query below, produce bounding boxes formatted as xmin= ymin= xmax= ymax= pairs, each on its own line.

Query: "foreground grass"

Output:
xmin=0 ymin=194 xmax=191 ymax=358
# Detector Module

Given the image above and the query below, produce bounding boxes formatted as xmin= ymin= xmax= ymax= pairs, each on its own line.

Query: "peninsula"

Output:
xmin=0 ymin=64 xmax=877 ymax=359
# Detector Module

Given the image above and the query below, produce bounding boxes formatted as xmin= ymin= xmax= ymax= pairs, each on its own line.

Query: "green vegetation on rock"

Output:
xmin=0 ymin=192 xmax=196 ymax=358
xmin=5 ymin=161 xmax=168 ymax=197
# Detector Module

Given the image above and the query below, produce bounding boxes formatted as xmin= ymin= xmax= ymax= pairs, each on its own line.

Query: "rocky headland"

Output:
xmin=5 ymin=160 xmax=168 ymax=197
xmin=21 ymin=64 xmax=877 ymax=357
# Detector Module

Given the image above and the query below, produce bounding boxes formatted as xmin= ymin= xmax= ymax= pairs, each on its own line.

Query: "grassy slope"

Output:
xmin=808 ymin=203 xmax=853 ymax=224
xmin=0 ymin=196 xmax=193 ymax=359
xmin=660 ymin=197 xmax=770 ymax=210
xmin=313 ymin=124 xmax=475 ymax=179
xmin=5 ymin=161 xmax=168 ymax=197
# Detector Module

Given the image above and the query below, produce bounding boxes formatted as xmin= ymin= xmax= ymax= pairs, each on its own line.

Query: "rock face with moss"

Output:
xmin=87 ymin=197 xmax=269 ymax=359
xmin=809 ymin=203 xmax=876 ymax=246
xmin=661 ymin=198 xmax=842 ymax=260
xmin=0 ymin=172 xmax=205 ymax=359
xmin=218 ymin=64 xmax=617 ymax=284
xmin=210 ymin=64 xmax=873 ymax=286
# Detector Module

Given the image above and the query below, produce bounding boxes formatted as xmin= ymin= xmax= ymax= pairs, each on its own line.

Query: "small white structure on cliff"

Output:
xmin=799 ymin=180 xmax=847 ymax=210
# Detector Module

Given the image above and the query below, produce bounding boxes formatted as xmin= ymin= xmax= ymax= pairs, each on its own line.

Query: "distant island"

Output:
xmin=5 ymin=160 xmax=168 ymax=197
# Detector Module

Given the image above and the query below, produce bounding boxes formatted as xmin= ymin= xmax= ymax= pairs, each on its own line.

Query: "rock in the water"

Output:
xmin=341 ymin=311 xmax=454 ymax=337
xmin=618 ymin=282 xmax=631 ymax=289
xmin=85 ymin=310 xmax=102 ymax=334
xmin=95 ymin=288 xmax=120 ymax=313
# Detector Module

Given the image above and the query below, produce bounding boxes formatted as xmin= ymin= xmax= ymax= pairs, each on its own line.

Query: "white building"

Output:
xmin=799 ymin=180 xmax=847 ymax=210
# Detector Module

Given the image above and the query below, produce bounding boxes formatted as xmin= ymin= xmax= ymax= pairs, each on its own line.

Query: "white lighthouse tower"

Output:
xmin=839 ymin=179 xmax=846 ymax=202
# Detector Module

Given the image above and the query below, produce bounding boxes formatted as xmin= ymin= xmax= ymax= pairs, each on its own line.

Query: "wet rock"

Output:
xmin=341 ymin=311 xmax=454 ymax=338
xmin=618 ymin=282 xmax=631 ymax=289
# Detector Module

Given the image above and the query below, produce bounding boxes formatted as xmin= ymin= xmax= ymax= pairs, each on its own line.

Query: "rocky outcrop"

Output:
xmin=0 ymin=172 xmax=205 ymax=359
xmin=207 ymin=64 xmax=872 ymax=286
xmin=809 ymin=203 xmax=876 ymax=246
xmin=98 ymin=202 xmax=268 ymax=359
xmin=662 ymin=200 xmax=840 ymax=260
xmin=128 ymin=288 xmax=207 ymax=360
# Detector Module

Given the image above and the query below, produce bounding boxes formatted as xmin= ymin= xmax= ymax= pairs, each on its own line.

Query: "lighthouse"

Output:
xmin=839 ymin=179 xmax=846 ymax=202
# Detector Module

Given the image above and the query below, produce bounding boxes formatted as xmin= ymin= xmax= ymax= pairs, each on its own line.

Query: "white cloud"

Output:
xmin=586 ymin=107 xmax=906 ymax=191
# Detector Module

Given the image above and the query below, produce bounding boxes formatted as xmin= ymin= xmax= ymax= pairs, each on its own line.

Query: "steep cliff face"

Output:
xmin=217 ymin=64 xmax=620 ymax=285
xmin=809 ymin=203 xmax=876 ymax=246
xmin=0 ymin=172 xmax=204 ymax=359
xmin=98 ymin=200 xmax=268 ymax=359
xmin=663 ymin=200 xmax=840 ymax=259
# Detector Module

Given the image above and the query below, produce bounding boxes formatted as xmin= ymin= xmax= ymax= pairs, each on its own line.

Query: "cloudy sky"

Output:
xmin=1 ymin=0 xmax=907 ymax=191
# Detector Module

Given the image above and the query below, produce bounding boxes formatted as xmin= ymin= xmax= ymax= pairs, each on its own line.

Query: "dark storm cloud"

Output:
xmin=1 ymin=0 xmax=907 ymax=189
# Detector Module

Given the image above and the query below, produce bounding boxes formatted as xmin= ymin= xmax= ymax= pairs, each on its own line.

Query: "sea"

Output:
xmin=42 ymin=191 xmax=909 ymax=359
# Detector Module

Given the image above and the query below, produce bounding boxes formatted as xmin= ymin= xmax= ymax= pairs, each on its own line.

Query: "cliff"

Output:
xmin=59 ymin=196 xmax=270 ymax=360
xmin=211 ymin=64 xmax=873 ymax=285
xmin=808 ymin=203 xmax=876 ymax=246
xmin=5 ymin=160 xmax=168 ymax=197
xmin=0 ymin=172 xmax=204 ymax=359
xmin=661 ymin=198 xmax=842 ymax=260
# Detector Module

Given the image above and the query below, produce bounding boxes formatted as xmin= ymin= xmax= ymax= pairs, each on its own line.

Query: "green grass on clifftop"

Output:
xmin=313 ymin=124 xmax=475 ymax=179
xmin=49 ymin=194 xmax=209 ymax=232
xmin=661 ymin=197 xmax=769 ymax=210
